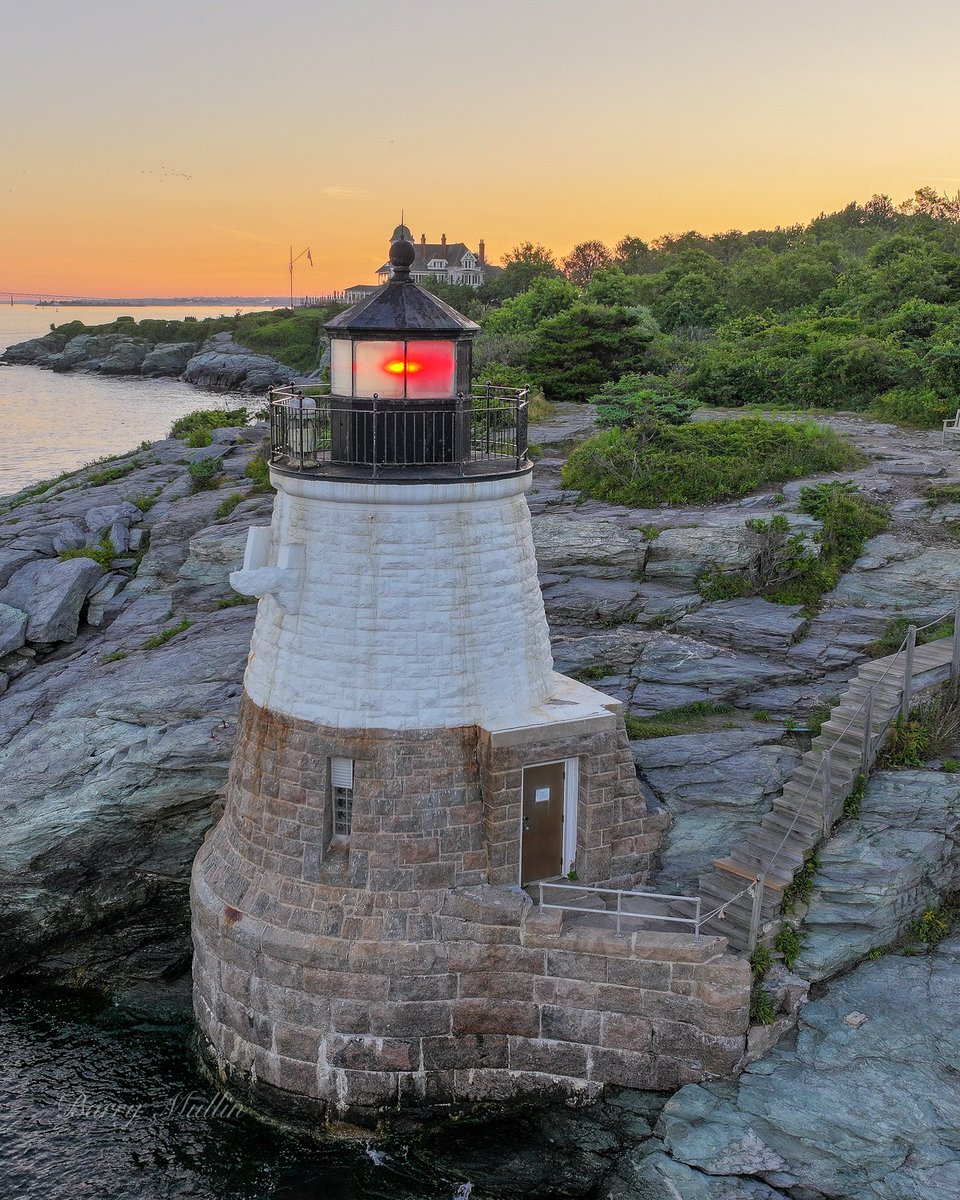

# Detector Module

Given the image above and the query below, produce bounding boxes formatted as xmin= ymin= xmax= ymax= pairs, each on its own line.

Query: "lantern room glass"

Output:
xmin=331 ymin=338 xmax=459 ymax=399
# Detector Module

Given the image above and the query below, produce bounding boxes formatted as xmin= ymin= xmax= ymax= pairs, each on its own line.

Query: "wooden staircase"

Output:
xmin=697 ymin=634 xmax=957 ymax=952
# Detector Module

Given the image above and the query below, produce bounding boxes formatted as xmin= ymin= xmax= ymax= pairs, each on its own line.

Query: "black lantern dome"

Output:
xmin=268 ymin=226 xmax=528 ymax=479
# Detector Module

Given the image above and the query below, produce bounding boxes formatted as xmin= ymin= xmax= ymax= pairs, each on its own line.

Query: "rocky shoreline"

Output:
xmin=2 ymin=328 xmax=300 ymax=393
xmin=3 ymin=404 xmax=960 ymax=1196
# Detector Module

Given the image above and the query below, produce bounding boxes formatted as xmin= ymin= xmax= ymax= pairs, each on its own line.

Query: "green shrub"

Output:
xmin=773 ymin=922 xmax=803 ymax=968
xmin=872 ymin=387 xmax=954 ymax=428
xmin=912 ymin=907 xmax=950 ymax=946
xmin=245 ymin=451 xmax=274 ymax=493
xmin=60 ymin=535 xmax=116 ymax=569
xmin=170 ymin=407 xmax=249 ymax=445
xmin=98 ymin=650 xmax=127 ymax=665
xmin=782 ymin=855 xmax=820 ymax=914
xmin=188 ymin=456 xmax=224 ymax=493
xmin=697 ymin=569 xmax=747 ymax=601
xmin=882 ymin=714 xmax=930 ymax=767
xmin=749 ymin=984 xmax=777 ymax=1025
xmin=591 ymin=373 xmax=697 ymax=432
xmin=561 ymin=417 xmax=861 ymax=508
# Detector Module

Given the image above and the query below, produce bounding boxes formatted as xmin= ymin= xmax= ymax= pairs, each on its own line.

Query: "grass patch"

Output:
xmin=215 ymin=593 xmax=257 ymax=609
xmin=624 ymin=700 xmax=734 ymax=740
xmin=98 ymin=650 xmax=127 ymax=665
xmin=843 ymin=773 xmax=867 ymax=819
xmin=782 ymin=855 xmax=820 ymax=915
xmin=87 ymin=459 xmax=141 ymax=487
xmin=142 ymin=617 xmax=192 ymax=649
xmin=924 ymin=482 xmax=960 ymax=506
xmin=526 ymin=389 xmax=553 ymax=423
xmin=131 ymin=489 xmax=162 ymax=512
xmin=60 ymin=535 xmax=116 ymax=569
xmin=561 ymin=416 xmax=863 ymax=507
xmin=749 ymin=984 xmax=777 ymax=1025
xmin=214 ymin=492 xmax=245 ymax=520
xmin=570 ymin=663 xmax=616 ymax=683
xmin=867 ymin=614 xmax=953 ymax=658
xmin=911 ymin=905 xmax=951 ymax=947
xmin=773 ymin=922 xmax=803 ymax=969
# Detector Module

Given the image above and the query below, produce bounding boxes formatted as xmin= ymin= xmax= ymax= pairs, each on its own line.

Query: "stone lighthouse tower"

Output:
xmin=189 ymin=227 xmax=717 ymax=1127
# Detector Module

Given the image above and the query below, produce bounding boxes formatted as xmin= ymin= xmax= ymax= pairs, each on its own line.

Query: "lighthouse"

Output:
xmin=189 ymin=226 xmax=736 ymax=1127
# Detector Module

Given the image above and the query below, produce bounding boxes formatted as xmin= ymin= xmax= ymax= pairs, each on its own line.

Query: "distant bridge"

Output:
xmin=1 ymin=289 xmax=109 ymax=304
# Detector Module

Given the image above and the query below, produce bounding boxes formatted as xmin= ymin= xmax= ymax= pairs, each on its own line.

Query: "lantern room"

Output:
xmin=268 ymin=225 xmax=528 ymax=477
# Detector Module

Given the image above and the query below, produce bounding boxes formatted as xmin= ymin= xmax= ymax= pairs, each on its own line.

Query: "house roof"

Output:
xmin=377 ymin=241 xmax=481 ymax=275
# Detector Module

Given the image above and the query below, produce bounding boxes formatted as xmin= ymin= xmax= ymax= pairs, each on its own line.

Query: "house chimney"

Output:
xmin=479 ymin=239 xmax=485 ymax=266
xmin=441 ymin=233 xmax=446 ymax=247
xmin=421 ymin=233 xmax=426 ymax=246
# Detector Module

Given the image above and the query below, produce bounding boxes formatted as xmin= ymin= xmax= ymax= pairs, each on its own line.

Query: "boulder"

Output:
xmin=140 ymin=342 xmax=197 ymax=377
xmin=677 ymin=599 xmax=807 ymax=652
xmin=833 ymin=540 xmax=960 ymax=609
xmin=0 ymin=549 xmax=36 ymax=587
xmin=50 ymin=519 xmax=87 ymax=554
xmin=84 ymin=502 xmax=141 ymax=536
xmin=532 ymin=513 xmax=649 ymax=573
xmin=177 ymin=525 xmax=249 ymax=587
xmin=182 ymin=334 xmax=296 ymax=393
xmin=796 ymin=769 xmax=960 ymax=980
xmin=632 ymin=633 xmax=799 ymax=694
xmin=0 ymin=603 xmax=28 ymax=656
xmin=0 ymin=558 xmax=102 ymax=643
xmin=657 ymin=940 xmax=960 ymax=1199
xmin=636 ymin=730 xmax=801 ymax=894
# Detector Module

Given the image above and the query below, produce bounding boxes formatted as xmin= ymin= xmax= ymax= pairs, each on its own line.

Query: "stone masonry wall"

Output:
xmin=479 ymin=722 xmax=670 ymax=890
xmin=192 ymin=696 xmax=746 ymax=1124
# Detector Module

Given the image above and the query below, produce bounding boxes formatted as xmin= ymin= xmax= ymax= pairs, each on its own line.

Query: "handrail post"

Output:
xmin=297 ymin=391 xmax=304 ymax=471
xmin=952 ymin=598 xmax=960 ymax=685
xmin=371 ymin=394 xmax=378 ymax=480
xmin=694 ymin=897 xmax=701 ymax=936
xmin=821 ymin=748 xmax=833 ymax=834
xmin=901 ymin=624 xmax=917 ymax=720
xmin=746 ymin=873 xmax=765 ymax=954
xmin=538 ymin=881 xmax=543 ymax=910
xmin=861 ymin=688 xmax=874 ymax=775
xmin=616 ymin=890 xmax=622 ymax=936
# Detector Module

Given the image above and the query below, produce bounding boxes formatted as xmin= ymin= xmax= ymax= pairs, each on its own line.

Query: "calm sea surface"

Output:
xmin=0 ymin=304 xmax=264 ymax=496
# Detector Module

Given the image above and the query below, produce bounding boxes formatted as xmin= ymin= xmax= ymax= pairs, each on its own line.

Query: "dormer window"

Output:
xmin=429 ymin=258 xmax=447 ymax=270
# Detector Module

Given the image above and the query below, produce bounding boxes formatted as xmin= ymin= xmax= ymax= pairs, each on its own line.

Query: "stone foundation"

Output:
xmin=191 ymin=695 xmax=748 ymax=1124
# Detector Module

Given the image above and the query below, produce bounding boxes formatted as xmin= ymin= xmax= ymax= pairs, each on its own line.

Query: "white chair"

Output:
xmin=942 ymin=409 xmax=960 ymax=446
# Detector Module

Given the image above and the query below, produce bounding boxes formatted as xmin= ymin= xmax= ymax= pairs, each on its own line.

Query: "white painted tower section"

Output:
xmin=232 ymin=468 xmax=557 ymax=731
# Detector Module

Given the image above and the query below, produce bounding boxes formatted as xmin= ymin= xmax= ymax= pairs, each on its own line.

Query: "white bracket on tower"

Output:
xmin=230 ymin=526 xmax=304 ymax=612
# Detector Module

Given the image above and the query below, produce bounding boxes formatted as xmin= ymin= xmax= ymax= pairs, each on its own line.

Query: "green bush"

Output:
xmin=214 ymin=492 xmax=245 ymax=519
xmin=60 ymin=535 xmax=116 ymax=569
xmin=591 ymin=373 xmax=697 ymax=432
xmin=872 ymin=387 xmax=954 ymax=428
xmin=170 ymin=407 xmax=249 ymax=447
xmin=562 ymin=417 xmax=861 ymax=508
xmin=245 ymin=450 xmax=274 ymax=493
xmin=188 ymin=456 xmax=224 ymax=492
xmin=749 ymin=984 xmax=777 ymax=1025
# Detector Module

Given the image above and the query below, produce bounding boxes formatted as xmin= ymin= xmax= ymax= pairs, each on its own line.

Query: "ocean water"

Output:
xmin=0 ymin=987 xmax=475 ymax=1200
xmin=0 ymin=304 xmax=264 ymax=496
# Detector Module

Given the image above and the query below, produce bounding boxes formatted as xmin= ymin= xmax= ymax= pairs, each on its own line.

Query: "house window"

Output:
xmin=331 ymin=757 xmax=354 ymax=837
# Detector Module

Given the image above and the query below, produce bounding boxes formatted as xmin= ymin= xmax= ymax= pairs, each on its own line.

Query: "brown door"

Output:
xmin=521 ymin=761 xmax=565 ymax=884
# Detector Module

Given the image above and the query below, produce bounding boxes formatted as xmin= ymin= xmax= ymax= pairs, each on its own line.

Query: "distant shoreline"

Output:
xmin=31 ymin=297 xmax=290 ymax=308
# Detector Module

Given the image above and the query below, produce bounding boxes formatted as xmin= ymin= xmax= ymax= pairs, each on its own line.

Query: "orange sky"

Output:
xmin=3 ymin=0 xmax=960 ymax=297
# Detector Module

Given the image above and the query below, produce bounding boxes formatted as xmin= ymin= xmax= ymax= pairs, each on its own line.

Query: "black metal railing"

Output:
xmin=268 ymin=383 xmax=529 ymax=478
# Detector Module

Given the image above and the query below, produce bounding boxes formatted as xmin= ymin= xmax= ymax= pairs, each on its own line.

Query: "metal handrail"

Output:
xmin=267 ymin=385 xmax=529 ymax=476
xmin=707 ymin=607 xmax=960 ymax=950
xmin=538 ymin=881 xmax=702 ymax=936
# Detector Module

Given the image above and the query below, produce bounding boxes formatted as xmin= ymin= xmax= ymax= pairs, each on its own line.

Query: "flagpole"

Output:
xmin=288 ymin=245 xmax=313 ymax=311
